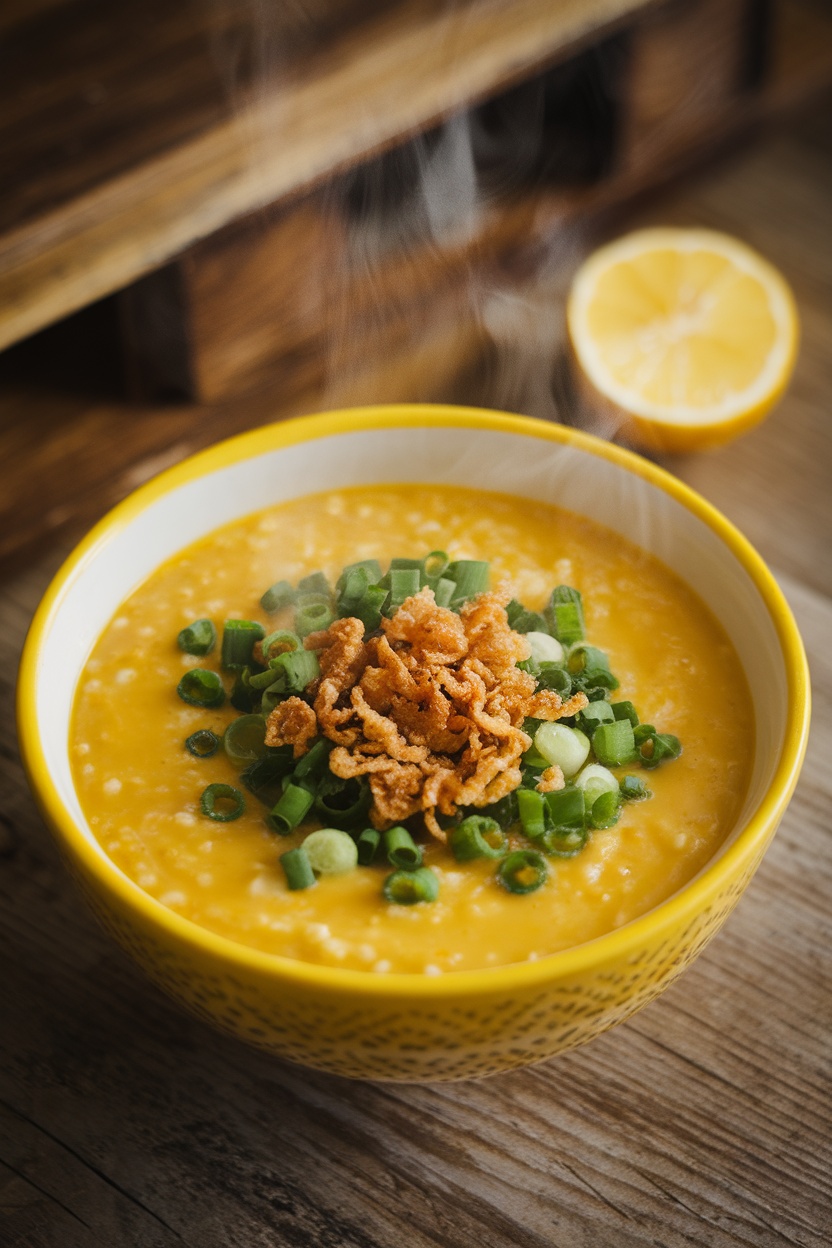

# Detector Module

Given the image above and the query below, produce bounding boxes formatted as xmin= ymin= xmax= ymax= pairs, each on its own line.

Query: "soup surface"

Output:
xmin=71 ymin=485 xmax=754 ymax=974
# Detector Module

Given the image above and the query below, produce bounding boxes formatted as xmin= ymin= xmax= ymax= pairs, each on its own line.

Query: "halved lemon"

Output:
xmin=567 ymin=228 xmax=799 ymax=453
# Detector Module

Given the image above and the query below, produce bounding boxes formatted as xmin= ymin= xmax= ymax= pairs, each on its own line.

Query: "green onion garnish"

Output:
xmin=543 ymin=785 xmax=586 ymax=830
xmin=638 ymin=731 xmax=682 ymax=769
xmin=534 ymin=722 xmax=590 ymax=777
xmin=297 ymin=571 xmax=331 ymax=598
xmin=612 ymin=700 xmax=639 ymax=727
xmin=261 ymin=629 xmax=300 ymax=660
xmin=302 ymin=828 xmax=359 ymax=875
xmin=432 ymin=577 xmax=456 ymax=608
xmin=446 ymin=560 xmax=489 ymax=608
xmin=517 ymin=788 xmax=547 ymax=840
xmin=272 ymin=647 xmax=320 ymax=692
xmin=177 ymin=618 xmax=217 ymax=656
xmin=592 ymin=719 xmax=637 ymax=767
xmin=241 ymin=751 xmax=294 ymax=806
xmin=506 ymin=600 xmax=549 ymax=634
xmin=449 ymin=816 xmax=506 ymax=861
xmin=356 ymin=826 xmax=382 ymax=865
xmin=221 ymin=620 xmax=265 ymax=670
xmin=497 ymin=850 xmax=548 ymax=894
xmin=577 ymin=700 xmax=615 ymax=734
xmin=388 ymin=568 xmax=421 ymax=613
xmin=280 ymin=846 xmax=316 ymax=891
xmin=314 ymin=777 xmax=370 ymax=829
xmin=223 ymin=714 xmax=269 ymax=766
xmin=384 ymin=825 xmax=423 ymax=869
xmin=539 ymin=825 xmax=588 ymax=857
xmin=536 ymin=663 xmax=572 ymax=696
xmin=266 ymin=784 xmax=314 ymax=835
xmin=567 ymin=644 xmax=619 ymax=692
xmin=293 ymin=737 xmax=332 ymax=783
xmin=590 ymin=789 xmax=622 ymax=829
xmin=260 ymin=580 xmax=295 ymax=614
xmin=620 ymin=774 xmax=651 ymax=801
xmin=423 ymin=551 xmax=449 ymax=583
xmin=229 ymin=667 xmax=261 ymax=713
xmin=177 ymin=669 xmax=225 ymax=708
xmin=546 ymin=586 xmax=585 ymax=646
xmin=200 ymin=783 xmax=245 ymax=822
xmin=184 ymin=729 xmax=220 ymax=758
xmin=383 ymin=867 xmax=440 ymax=905
xmin=295 ymin=601 xmax=335 ymax=637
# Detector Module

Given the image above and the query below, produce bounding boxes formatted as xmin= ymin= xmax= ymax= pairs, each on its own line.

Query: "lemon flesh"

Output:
xmin=568 ymin=228 xmax=798 ymax=453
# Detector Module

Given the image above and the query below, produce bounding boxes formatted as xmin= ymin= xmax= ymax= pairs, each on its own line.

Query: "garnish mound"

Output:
xmin=265 ymin=586 xmax=588 ymax=839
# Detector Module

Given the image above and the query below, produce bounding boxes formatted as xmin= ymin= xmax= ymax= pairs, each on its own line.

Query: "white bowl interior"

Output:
xmin=38 ymin=424 xmax=785 ymax=861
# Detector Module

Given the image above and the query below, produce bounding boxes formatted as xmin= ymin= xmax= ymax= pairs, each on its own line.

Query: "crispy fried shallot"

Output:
xmin=265 ymin=587 xmax=587 ymax=839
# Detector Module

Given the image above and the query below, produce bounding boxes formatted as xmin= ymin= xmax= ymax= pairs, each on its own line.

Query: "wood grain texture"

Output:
xmin=1 ymin=98 xmax=831 ymax=1248
xmin=0 ymin=0 xmax=653 ymax=352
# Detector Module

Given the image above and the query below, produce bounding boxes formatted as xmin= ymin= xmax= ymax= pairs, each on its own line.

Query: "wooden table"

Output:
xmin=1 ymin=107 xmax=830 ymax=1247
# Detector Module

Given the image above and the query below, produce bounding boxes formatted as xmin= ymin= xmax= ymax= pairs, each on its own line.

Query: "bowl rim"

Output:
xmin=17 ymin=404 xmax=811 ymax=999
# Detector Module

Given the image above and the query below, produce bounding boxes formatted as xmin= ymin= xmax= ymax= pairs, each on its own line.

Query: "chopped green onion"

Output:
xmin=260 ymin=682 xmax=288 ymax=715
xmin=620 ymin=774 xmax=651 ymax=801
xmin=184 ymin=729 xmax=220 ymax=758
xmin=590 ymin=789 xmax=622 ymax=829
xmin=177 ymin=668 xmax=225 ymax=708
xmin=567 ymin=643 xmax=619 ymax=692
xmin=353 ymin=584 xmax=389 ymax=632
xmin=525 ymin=631 xmax=565 ymax=664
xmin=335 ymin=565 xmax=371 ymax=613
xmin=423 ymin=551 xmax=449 ymax=582
xmin=388 ymin=557 xmax=424 ymax=573
xmin=446 ymin=560 xmax=489 ymax=607
xmin=293 ymin=737 xmax=332 ymax=783
xmin=260 ymin=580 xmax=295 ymax=614
xmin=638 ymin=731 xmax=682 ymax=769
xmin=478 ymin=791 xmax=518 ymax=830
xmin=592 ymin=719 xmax=637 ymax=767
xmin=223 ymin=714 xmax=269 ymax=766
xmin=261 ymin=629 xmax=300 ymax=660
xmin=200 ymin=783 xmax=245 ymax=822
xmin=543 ymin=785 xmax=586 ymax=830
xmin=241 ymin=751 xmax=294 ymax=806
xmin=336 ymin=559 xmax=382 ymax=598
xmin=388 ymin=568 xmax=421 ymax=612
xmin=384 ymin=825 xmax=423 ymax=869
xmin=517 ymin=788 xmax=550 ymax=840
xmin=356 ymin=827 xmax=382 ymax=865
xmin=248 ymin=665 xmax=284 ymax=690
xmin=229 ymin=667 xmax=261 ymax=713
xmin=506 ymin=600 xmax=549 ymax=634
xmin=302 ymin=828 xmax=358 ymax=875
xmin=577 ymin=700 xmax=615 ymax=734
xmin=298 ymin=571 xmax=331 ymax=598
xmin=539 ymin=824 xmax=588 ymax=858
xmin=534 ymin=722 xmax=590 ymax=777
xmin=449 ymin=816 xmax=507 ymax=861
xmin=314 ymin=777 xmax=370 ymax=829
xmin=546 ymin=586 xmax=585 ymax=646
xmin=266 ymin=784 xmax=314 ymax=835
xmin=221 ymin=620 xmax=265 ymax=670
xmin=177 ymin=618 xmax=216 ymax=656
xmin=497 ymin=850 xmax=548 ymax=895
xmin=574 ymin=762 xmax=618 ymax=807
xmin=383 ymin=867 xmax=439 ymax=905
xmin=280 ymin=846 xmax=316 ymax=890
xmin=272 ymin=647 xmax=320 ymax=692
xmin=432 ymin=577 xmax=457 ymax=608
xmin=537 ymin=663 xmax=572 ymax=696
xmin=295 ymin=601 xmax=335 ymax=637
xmin=612 ymin=700 xmax=639 ymax=727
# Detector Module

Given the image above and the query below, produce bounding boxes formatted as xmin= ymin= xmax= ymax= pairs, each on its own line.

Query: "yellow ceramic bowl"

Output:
xmin=17 ymin=406 xmax=810 ymax=1080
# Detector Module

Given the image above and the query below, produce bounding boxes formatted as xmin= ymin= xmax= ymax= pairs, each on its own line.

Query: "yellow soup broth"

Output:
xmin=71 ymin=485 xmax=754 ymax=974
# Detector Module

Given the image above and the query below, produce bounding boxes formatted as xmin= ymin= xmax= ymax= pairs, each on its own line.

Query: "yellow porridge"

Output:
xmin=71 ymin=484 xmax=754 ymax=974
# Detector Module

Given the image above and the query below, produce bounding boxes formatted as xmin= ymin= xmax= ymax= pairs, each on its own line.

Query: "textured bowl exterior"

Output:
xmin=18 ymin=406 xmax=810 ymax=1081
xmin=59 ymin=818 xmax=776 ymax=1080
